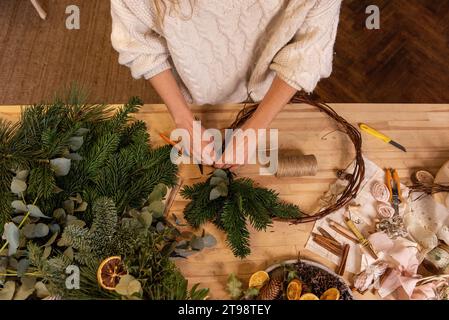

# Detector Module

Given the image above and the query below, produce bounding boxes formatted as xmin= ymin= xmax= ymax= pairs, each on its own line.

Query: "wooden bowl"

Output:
xmin=265 ymin=259 xmax=354 ymax=300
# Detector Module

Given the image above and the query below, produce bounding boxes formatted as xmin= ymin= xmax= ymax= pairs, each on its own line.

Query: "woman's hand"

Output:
xmin=214 ymin=120 xmax=262 ymax=171
xmin=175 ymin=115 xmax=216 ymax=166
xmin=215 ymin=76 xmax=297 ymax=170
xmin=150 ymin=70 xmax=216 ymax=165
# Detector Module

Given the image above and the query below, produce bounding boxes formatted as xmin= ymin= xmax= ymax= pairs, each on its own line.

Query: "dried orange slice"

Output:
xmin=248 ymin=271 xmax=270 ymax=289
xmin=287 ymin=279 xmax=303 ymax=300
xmin=97 ymin=256 xmax=127 ymax=290
xmin=320 ymin=288 xmax=341 ymax=300
xmin=299 ymin=293 xmax=319 ymax=300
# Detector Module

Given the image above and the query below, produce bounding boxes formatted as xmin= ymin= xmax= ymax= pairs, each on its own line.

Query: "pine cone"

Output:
xmin=258 ymin=268 xmax=284 ymax=300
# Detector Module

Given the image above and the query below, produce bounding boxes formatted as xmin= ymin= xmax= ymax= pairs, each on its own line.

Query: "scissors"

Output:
xmin=159 ymin=132 xmax=204 ymax=175
xmin=385 ymin=168 xmax=402 ymax=216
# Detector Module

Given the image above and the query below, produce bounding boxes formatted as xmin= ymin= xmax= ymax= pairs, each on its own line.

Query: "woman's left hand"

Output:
xmin=214 ymin=122 xmax=262 ymax=171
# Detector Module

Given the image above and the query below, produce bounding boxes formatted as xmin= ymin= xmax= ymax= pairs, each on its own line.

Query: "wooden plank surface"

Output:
xmin=1 ymin=103 xmax=449 ymax=300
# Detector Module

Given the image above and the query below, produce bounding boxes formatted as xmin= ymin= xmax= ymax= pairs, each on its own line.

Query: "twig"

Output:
xmin=163 ymin=179 xmax=184 ymax=217
xmin=30 ymin=0 xmax=47 ymax=20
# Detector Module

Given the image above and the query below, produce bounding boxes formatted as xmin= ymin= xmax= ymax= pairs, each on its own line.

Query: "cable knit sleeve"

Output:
xmin=270 ymin=0 xmax=342 ymax=93
xmin=110 ymin=0 xmax=171 ymax=80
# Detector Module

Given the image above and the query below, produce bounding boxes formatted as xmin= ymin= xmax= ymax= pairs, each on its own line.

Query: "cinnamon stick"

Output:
xmin=328 ymin=220 xmax=359 ymax=243
xmin=318 ymin=227 xmax=339 ymax=244
xmin=337 ymin=244 xmax=350 ymax=276
xmin=312 ymin=233 xmax=343 ymax=250
xmin=312 ymin=236 xmax=343 ymax=257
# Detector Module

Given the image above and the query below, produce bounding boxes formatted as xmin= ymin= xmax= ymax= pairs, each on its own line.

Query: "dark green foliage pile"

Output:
xmin=0 ymin=96 xmax=178 ymax=230
xmin=181 ymin=170 xmax=303 ymax=258
xmin=0 ymin=94 xmax=209 ymax=300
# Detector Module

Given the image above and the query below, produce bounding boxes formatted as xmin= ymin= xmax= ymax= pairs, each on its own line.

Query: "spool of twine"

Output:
xmin=275 ymin=150 xmax=318 ymax=178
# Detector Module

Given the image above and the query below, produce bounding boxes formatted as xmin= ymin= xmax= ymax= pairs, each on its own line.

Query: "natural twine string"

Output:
xmin=230 ymin=92 xmax=365 ymax=224
xmin=276 ymin=151 xmax=318 ymax=178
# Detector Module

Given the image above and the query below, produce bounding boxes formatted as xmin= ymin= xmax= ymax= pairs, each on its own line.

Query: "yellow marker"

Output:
xmin=359 ymin=123 xmax=407 ymax=152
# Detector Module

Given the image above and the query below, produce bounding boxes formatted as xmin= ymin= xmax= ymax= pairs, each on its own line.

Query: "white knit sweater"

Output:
xmin=111 ymin=0 xmax=342 ymax=105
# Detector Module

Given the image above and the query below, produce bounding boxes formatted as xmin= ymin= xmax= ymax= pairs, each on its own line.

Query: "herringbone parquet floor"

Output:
xmin=0 ymin=0 xmax=448 ymax=104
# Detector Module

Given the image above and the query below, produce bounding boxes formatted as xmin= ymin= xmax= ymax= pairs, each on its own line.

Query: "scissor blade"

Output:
xmin=389 ymin=140 xmax=407 ymax=152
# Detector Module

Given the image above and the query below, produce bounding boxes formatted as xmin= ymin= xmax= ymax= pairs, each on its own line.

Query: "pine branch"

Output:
xmin=221 ymin=197 xmax=251 ymax=259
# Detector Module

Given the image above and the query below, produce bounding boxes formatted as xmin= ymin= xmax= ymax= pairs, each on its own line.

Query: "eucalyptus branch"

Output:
xmin=0 ymin=196 xmax=39 ymax=256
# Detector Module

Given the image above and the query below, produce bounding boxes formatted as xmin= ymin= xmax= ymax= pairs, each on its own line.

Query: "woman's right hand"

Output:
xmin=175 ymin=115 xmax=216 ymax=166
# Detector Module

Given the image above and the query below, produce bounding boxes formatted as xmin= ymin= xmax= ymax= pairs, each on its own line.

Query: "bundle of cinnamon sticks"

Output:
xmin=311 ymin=227 xmax=351 ymax=276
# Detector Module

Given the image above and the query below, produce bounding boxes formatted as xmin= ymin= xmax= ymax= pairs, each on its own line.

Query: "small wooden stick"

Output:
xmin=163 ymin=178 xmax=183 ymax=216
xmin=30 ymin=0 xmax=47 ymax=20
xmin=328 ymin=219 xmax=359 ymax=243
xmin=337 ymin=244 xmax=350 ymax=276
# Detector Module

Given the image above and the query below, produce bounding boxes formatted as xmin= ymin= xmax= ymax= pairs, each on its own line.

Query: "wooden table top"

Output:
xmin=1 ymin=103 xmax=449 ymax=300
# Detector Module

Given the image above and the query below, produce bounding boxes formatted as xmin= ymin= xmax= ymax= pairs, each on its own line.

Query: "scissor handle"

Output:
xmin=392 ymin=169 xmax=403 ymax=202
xmin=385 ymin=168 xmax=393 ymax=202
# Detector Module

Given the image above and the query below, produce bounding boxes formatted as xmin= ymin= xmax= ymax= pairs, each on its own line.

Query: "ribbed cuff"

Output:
xmin=144 ymin=61 xmax=173 ymax=80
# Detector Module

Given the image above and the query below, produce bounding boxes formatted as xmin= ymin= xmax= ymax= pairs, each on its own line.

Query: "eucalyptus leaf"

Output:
xmin=2 ymin=223 xmax=19 ymax=256
xmin=63 ymin=247 xmax=74 ymax=262
xmin=139 ymin=211 xmax=153 ymax=227
xmin=17 ymin=259 xmax=30 ymax=278
xmin=148 ymin=184 xmax=167 ymax=203
xmin=35 ymin=281 xmax=50 ymax=299
xmin=202 ymin=234 xmax=217 ymax=248
xmin=74 ymin=201 xmax=88 ymax=212
xmin=68 ymin=136 xmax=84 ymax=151
xmin=213 ymin=169 xmax=228 ymax=180
xmin=63 ymin=200 xmax=74 ymax=214
xmin=11 ymin=178 xmax=27 ymax=194
xmin=190 ymin=236 xmax=205 ymax=251
xmin=148 ymin=201 xmax=165 ymax=219
xmin=50 ymin=158 xmax=71 ymax=177
xmin=76 ymin=128 xmax=90 ymax=136
xmin=13 ymin=277 xmax=36 ymax=300
xmin=22 ymin=224 xmax=36 ymax=239
xmin=210 ymin=176 xmax=227 ymax=186
xmin=26 ymin=205 xmax=50 ymax=219
xmin=53 ymin=208 xmax=66 ymax=222
xmin=42 ymin=246 xmax=52 ymax=260
xmin=65 ymin=153 xmax=83 ymax=161
xmin=69 ymin=193 xmax=83 ymax=204
xmin=11 ymin=201 xmax=27 ymax=213
xmin=15 ymin=170 xmax=29 ymax=181
xmin=34 ymin=223 xmax=49 ymax=238
xmin=209 ymin=187 xmax=221 ymax=201
xmin=48 ymin=224 xmax=61 ymax=234
xmin=0 ymin=281 xmax=15 ymax=300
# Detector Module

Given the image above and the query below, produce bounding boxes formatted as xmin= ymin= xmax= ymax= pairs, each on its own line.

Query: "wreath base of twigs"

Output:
xmin=230 ymin=93 xmax=365 ymax=224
